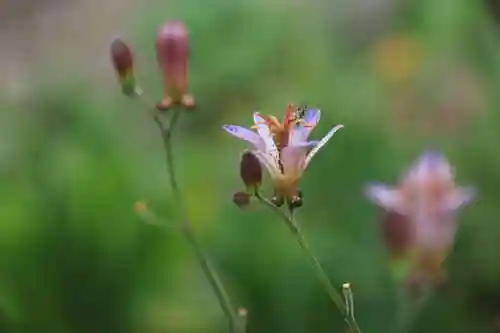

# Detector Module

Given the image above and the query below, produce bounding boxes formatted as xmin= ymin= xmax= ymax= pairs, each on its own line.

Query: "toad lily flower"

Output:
xmin=223 ymin=108 xmax=343 ymax=208
xmin=364 ymin=150 xmax=476 ymax=285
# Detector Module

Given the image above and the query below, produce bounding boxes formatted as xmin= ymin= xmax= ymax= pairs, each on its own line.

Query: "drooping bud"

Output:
xmin=155 ymin=20 xmax=195 ymax=110
xmin=110 ymin=38 xmax=136 ymax=96
xmin=271 ymin=195 xmax=284 ymax=207
xmin=240 ymin=151 xmax=262 ymax=194
xmin=287 ymin=193 xmax=303 ymax=211
xmin=233 ymin=191 xmax=251 ymax=209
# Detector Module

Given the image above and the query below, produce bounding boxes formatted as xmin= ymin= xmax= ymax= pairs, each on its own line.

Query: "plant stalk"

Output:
xmin=134 ymin=89 xmax=240 ymax=332
xmin=256 ymin=194 xmax=362 ymax=333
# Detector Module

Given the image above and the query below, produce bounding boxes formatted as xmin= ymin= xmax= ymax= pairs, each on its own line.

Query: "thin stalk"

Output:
xmin=256 ymin=194 xmax=362 ymax=333
xmin=133 ymin=89 xmax=239 ymax=332
xmin=393 ymin=286 xmax=432 ymax=333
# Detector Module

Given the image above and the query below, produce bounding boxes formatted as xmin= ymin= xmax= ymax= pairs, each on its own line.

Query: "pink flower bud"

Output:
xmin=155 ymin=20 xmax=195 ymax=110
xmin=110 ymin=38 xmax=136 ymax=96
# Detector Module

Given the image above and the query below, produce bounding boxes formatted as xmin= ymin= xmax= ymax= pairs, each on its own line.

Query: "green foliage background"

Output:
xmin=2 ymin=0 xmax=500 ymax=332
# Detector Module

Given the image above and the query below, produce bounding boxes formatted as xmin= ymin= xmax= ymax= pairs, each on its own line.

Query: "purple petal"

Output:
xmin=222 ymin=125 xmax=263 ymax=150
xmin=281 ymin=146 xmax=306 ymax=177
xmin=363 ymin=182 xmax=406 ymax=214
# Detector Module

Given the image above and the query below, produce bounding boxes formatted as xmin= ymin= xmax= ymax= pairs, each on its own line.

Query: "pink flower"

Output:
xmin=364 ymin=151 xmax=475 ymax=283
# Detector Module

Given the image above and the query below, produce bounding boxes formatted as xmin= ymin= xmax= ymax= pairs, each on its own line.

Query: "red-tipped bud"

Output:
xmin=232 ymin=191 xmax=251 ymax=209
xmin=155 ymin=20 xmax=195 ymax=110
xmin=110 ymin=38 xmax=136 ymax=96
xmin=240 ymin=151 xmax=262 ymax=193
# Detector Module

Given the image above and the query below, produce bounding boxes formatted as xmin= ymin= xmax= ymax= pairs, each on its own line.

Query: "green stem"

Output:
xmin=393 ymin=286 xmax=432 ymax=333
xmin=155 ymin=109 xmax=239 ymax=331
xmin=133 ymin=89 xmax=240 ymax=331
xmin=256 ymin=194 xmax=361 ymax=333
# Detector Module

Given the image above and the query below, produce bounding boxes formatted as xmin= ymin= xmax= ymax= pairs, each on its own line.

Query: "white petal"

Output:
xmin=304 ymin=124 xmax=344 ymax=168
xmin=289 ymin=109 xmax=321 ymax=145
xmin=252 ymin=112 xmax=280 ymax=160
xmin=405 ymin=150 xmax=454 ymax=184
xmin=293 ymin=140 xmax=319 ymax=148
xmin=280 ymin=146 xmax=306 ymax=177
xmin=254 ymin=151 xmax=281 ymax=178
xmin=443 ymin=186 xmax=476 ymax=212
xmin=363 ymin=183 xmax=406 ymax=214
xmin=222 ymin=125 xmax=264 ymax=150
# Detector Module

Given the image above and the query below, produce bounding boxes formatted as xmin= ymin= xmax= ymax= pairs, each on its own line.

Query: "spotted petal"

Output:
xmin=254 ymin=150 xmax=282 ymax=178
xmin=222 ymin=125 xmax=264 ymax=151
xmin=253 ymin=112 xmax=280 ymax=162
xmin=304 ymin=124 xmax=344 ymax=168
xmin=281 ymin=146 xmax=307 ymax=177
xmin=289 ymin=109 xmax=321 ymax=145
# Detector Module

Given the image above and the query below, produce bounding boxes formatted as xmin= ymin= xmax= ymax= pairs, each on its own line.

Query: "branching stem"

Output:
xmin=133 ymin=88 xmax=241 ymax=332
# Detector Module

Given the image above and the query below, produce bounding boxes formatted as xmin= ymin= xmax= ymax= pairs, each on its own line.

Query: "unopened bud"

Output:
xmin=233 ymin=191 xmax=251 ymax=209
xmin=287 ymin=194 xmax=303 ymax=210
xmin=110 ymin=38 xmax=136 ymax=96
xmin=240 ymin=151 xmax=262 ymax=193
xmin=155 ymin=20 xmax=195 ymax=110
xmin=271 ymin=195 xmax=284 ymax=207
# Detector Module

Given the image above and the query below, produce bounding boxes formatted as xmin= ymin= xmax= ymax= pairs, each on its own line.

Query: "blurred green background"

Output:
xmin=2 ymin=0 xmax=500 ymax=332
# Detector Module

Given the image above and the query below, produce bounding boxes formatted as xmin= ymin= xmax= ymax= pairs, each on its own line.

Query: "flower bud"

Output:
xmin=240 ymin=151 xmax=262 ymax=193
xmin=287 ymin=193 xmax=303 ymax=211
xmin=271 ymin=195 xmax=284 ymax=207
xmin=233 ymin=191 xmax=251 ymax=209
xmin=110 ymin=38 xmax=136 ymax=96
xmin=155 ymin=20 xmax=195 ymax=110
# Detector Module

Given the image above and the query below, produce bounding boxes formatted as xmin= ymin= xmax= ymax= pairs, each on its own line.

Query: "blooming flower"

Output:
xmin=364 ymin=150 xmax=476 ymax=284
xmin=223 ymin=107 xmax=343 ymax=207
xmin=155 ymin=20 xmax=195 ymax=110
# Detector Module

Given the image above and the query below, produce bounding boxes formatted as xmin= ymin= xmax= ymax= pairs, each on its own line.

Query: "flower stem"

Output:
xmin=133 ymin=89 xmax=240 ymax=332
xmin=256 ymin=194 xmax=362 ymax=333
xmin=393 ymin=286 xmax=432 ymax=333
xmin=157 ymin=109 xmax=239 ymax=331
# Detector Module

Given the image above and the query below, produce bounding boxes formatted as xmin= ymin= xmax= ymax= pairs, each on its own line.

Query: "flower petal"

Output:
xmin=222 ymin=125 xmax=264 ymax=150
xmin=294 ymin=140 xmax=319 ymax=148
xmin=281 ymin=146 xmax=307 ymax=177
xmin=405 ymin=150 xmax=454 ymax=184
xmin=364 ymin=183 xmax=406 ymax=214
xmin=304 ymin=124 xmax=344 ymax=168
xmin=289 ymin=109 xmax=321 ymax=145
xmin=254 ymin=151 xmax=281 ymax=178
xmin=252 ymin=112 xmax=280 ymax=162
xmin=443 ymin=186 xmax=476 ymax=212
